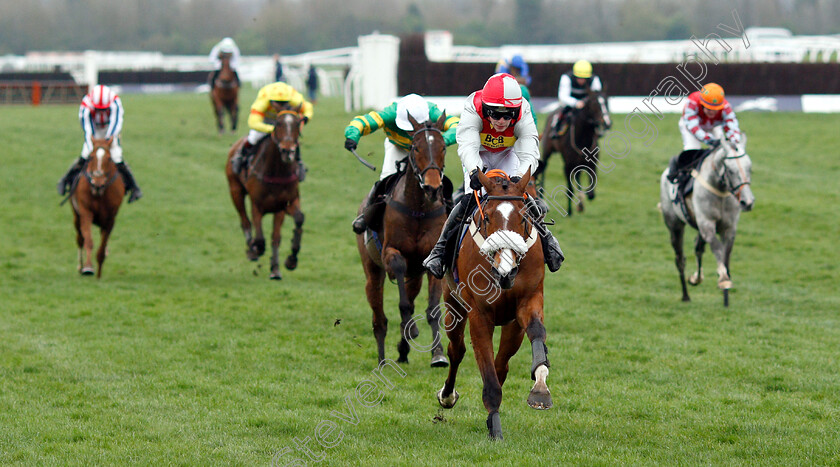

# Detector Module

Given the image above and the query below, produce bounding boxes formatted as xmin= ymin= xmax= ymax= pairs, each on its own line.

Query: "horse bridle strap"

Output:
xmin=691 ymin=169 xmax=730 ymax=198
xmin=385 ymin=195 xmax=446 ymax=219
xmin=408 ymin=127 xmax=444 ymax=182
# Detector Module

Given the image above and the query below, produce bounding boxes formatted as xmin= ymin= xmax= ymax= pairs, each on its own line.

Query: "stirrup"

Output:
xmin=128 ymin=188 xmax=143 ymax=203
xmin=352 ymin=214 xmax=366 ymax=234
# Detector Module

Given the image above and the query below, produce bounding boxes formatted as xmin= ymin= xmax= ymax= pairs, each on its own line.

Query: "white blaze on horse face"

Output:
xmin=96 ymin=148 xmax=105 ymax=172
xmin=496 ymin=202 xmax=514 ymax=229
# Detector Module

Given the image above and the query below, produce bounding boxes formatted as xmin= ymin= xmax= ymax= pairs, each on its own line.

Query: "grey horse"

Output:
xmin=659 ymin=133 xmax=755 ymax=306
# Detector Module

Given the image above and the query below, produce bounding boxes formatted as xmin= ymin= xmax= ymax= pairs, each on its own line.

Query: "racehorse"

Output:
xmin=70 ymin=137 xmax=125 ymax=278
xmin=659 ymin=134 xmax=754 ymax=306
xmin=535 ymin=88 xmax=611 ymax=215
xmin=436 ymin=168 xmax=552 ymax=440
xmin=226 ymin=110 xmax=304 ymax=280
xmin=356 ymin=113 xmax=450 ymax=367
xmin=211 ymin=52 xmax=239 ymax=134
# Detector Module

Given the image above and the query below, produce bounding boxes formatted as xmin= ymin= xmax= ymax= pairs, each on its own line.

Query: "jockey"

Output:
xmin=232 ymin=81 xmax=313 ymax=179
xmin=552 ymin=59 xmax=603 ymax=137
xmin=57 ymin=85 xmax=143 ymax=203
xmin=208 ymin=37 xmax=241 ymax=88
xmin=668 ymin=82 xmax=742 ymax=183
xmin=423 ymin=73 xmax=564 ymax=278
xmin=345 ymin=93 xmax=460 ymax=234
xmin=495 ymin=54 xmax=537 ymax=127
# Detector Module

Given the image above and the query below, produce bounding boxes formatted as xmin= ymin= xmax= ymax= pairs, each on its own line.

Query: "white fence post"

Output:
xmin=357 ymin=33 xmax=400 ymax=111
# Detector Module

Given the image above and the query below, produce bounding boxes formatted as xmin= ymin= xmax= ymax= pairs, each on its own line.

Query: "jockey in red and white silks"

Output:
xmin=79 ymin=84 xmax=124 ymax=163
xmin=456 ymin=73 xmax=540 ymax=194
xmin=679 ymin=83 xmax=742 ymax=150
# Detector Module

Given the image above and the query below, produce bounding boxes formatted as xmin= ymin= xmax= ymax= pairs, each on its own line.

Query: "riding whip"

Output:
xmin=349 ymin=148 xmax=376 ymax=171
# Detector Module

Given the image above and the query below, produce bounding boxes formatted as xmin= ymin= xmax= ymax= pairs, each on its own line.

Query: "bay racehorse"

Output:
xmin=211 ymin=52 xmax=239 ymax=134
xmin=436 ymin=168 xmax=552 ymax=440
xmin=226 ymin=110 xmax=304 ymax=280
xmin=535 ymin=88 xmax=611 ymax=215
xmin=659 ymin=135 xmax=754 ymax=306
xmin=356 ymin=113 xmax=450 ymax=367
xmin=69 ymin=137 xmax=125 ymax=278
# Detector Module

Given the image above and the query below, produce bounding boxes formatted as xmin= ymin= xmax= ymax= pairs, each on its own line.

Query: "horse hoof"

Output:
xmin=246 ymin=250 xmax=259 ymax=262
xmin=284 ymin=256 xmax=298 ymax=270
xmin=79 ymin=267 xmax=95 ymax=276
xmin=688 ymin=273 xmax=703 ymax=286
xmin=486 ymin=412 xmax=503 ymax=440
xmin=270 ymin=272 xmax=282 ymax=280
xmin=430 ymin=353 xmax=449 ymax=368
xmin=527 ymin=389 xmax=553 ymax=410
xmin=437 ymin=387 xmax=459 ymax=408
xmin=682 ymin=295 xmax=691 ymax=302
xmin=718 ymin=280 xmax=732 ymax=290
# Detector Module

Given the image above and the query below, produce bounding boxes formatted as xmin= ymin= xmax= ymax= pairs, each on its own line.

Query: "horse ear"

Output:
xmin=435 ymin=111 xmax=447 ymax=129
xmin=517 ymin=167 xmax=532 ymax=191
xmin=407 ymin=112 xmax=420 ymax=130
xmin=477 ymin=169 xmax=492 ymax=190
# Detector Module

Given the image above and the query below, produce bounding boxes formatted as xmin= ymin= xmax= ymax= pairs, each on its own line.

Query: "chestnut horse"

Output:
xmin=356 ymin=113 xmax=449 ymax=367
xmin=70 ymin=138 xmax=125 ymax=278
xmin=535 ymin=88 xmax=611 ymax=215
xmin=436 ymin=168 xmax=552 ymax=440
xmin=211 ymin=52 xmax=239 ymax=134
xmin=226 ymin=111 xmax=304 ymax=280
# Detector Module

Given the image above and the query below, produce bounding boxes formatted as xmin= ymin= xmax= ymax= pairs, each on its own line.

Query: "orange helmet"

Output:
xmin=699 ymin=83 xmax=726 ymax=110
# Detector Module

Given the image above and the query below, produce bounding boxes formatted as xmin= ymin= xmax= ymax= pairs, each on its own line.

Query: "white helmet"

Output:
xmin=219 ymin=37 xmax=236 ymax=53
xmin=89 ymin=84 xmax=116 ymax=110
xmin=395 ymin=94 xmax=430 ymax=131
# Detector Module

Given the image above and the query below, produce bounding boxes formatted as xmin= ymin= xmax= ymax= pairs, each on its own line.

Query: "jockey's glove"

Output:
xmin=706 ymin=138 xmax=721 ymax=147
xmin=469 ymin=169 xmax=482 ymax=191
xmin=344 ymin=138 xmax=357 ymax=151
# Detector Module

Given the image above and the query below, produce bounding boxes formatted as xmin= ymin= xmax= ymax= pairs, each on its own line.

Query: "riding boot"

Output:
xmin=116 ymin=162 xmax=143 ymax=203
xmin=232 ymin=142 xmax=255 ymax=174
xmin=57 ymin=156 xmax=86 ymax=195
xmin=552 ymin=109 xmax=570 ymax=139
xmin=295 ymin=148 xmax=307 ymax=182
xmin=667 ymin=155 xmax=681 ymax=184
xmin=539 ymin=231 xmax=565 ymax=272
xmin=423 ymin=195 xmax=471 ymax=279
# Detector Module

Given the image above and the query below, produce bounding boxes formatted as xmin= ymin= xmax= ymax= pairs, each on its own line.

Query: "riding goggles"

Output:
xmin=486 ymin=107 xmax=517 ymax=121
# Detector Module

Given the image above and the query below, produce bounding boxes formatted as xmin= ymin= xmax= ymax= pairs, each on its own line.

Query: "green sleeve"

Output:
xmin=428 ymin=103 xmax=461 ymax=146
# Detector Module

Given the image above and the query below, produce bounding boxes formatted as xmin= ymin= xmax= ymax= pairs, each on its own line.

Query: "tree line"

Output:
xmin=1 ymin=0 xmax=837 ymax=56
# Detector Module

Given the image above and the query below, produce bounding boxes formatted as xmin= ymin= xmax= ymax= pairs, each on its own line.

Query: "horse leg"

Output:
xmin=73 ymin=209 xmax=85 ymax=273
xmin=564 ymin=162 xmax=576 ymax=217
xmin=575 ymin=170 xmax=585 ymax=213
xmin=697 ymin=219 xmax=731 ymax=290
xmin=689 ymin=234 xmax=706 ymax=286
xmin=437 ymin=291 xmax=468 ymax=409
xmin=519 ymin=298 xmax=552 ymax=411
xmin=269 ymin=212 xmax=285 ymax=280
xmin=494 ymin=321 xmax=525 ymax=387
xmin=226 ymin=174 xmax=254 ymax=259
xmin=96 ymin=219 xmax=115 ymax=279
xmin=426 ymin=275 xmax=448 ymax=367
xmin=284 ymin=200 xmax=304 ymax=270
xmin=230 ymin=100 xmax=239 ymax=133
xmin=384 ymin=248 xmax=416 ymax=363
xmin=78 ymin=212 xmax=95 ymax=276
xmin=669 ymin=222 xmax=690 ymax=302
xmin=250 ymin=203 xmax=266 ymax=258
xmin=469 ymin=315 xmax=504 ymax=439
xmin=363 ymin=261 xmax=387 ymax=363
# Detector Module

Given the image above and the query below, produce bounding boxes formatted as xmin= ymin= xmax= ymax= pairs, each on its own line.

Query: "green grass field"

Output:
xmin=1 ymin=90 xmax=839 ymax=465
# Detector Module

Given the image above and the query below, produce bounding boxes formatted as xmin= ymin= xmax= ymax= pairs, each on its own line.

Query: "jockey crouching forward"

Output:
xmin=552 ymin=60 xmax=603 ymax=138
xmin=423 ymin=73 xmax=564 ymax=278
xmin=57 ymin=84 xmax=142 ymax=203
xmin=668 ymin=82 xmax=742 ymax=184
xmin=207 ymin=37 xmax=241 ymax=88
xmin=231 ymin=81 xmax=313 ymax=180
xmin=344 ymin=93 xmax=460 ymax=234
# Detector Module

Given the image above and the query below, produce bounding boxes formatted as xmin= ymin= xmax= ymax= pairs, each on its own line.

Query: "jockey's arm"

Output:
xmin=344 ymin=106 xmax=392 ymax=144
xmin=512 ymin=102 xmax=540 ymax=176
xmin=78 ymin=105 xmax=95 ymax=157
xmin=681 ymin=102 xmax=711 ymax=143
xmin=455 ymin=98 xmax=484 ymax=175
xmin=105 ymin=98 xmax=124 ymax=139
xmin=248 ymin=96 xmax=275 ymax=133
xmin=721 ymin=106 xmax=741 ymax=145
xmin=590 ymin=76 xmax=603 ymax=92
xmin=558 ymin=74 xmax=579 ymax=108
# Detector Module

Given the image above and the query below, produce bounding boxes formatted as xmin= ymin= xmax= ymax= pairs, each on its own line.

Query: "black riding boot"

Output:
xmin=667 ymin=156 xmax=681 ymax=184
xmin=352 ymin=181 xmax=382 ymax=234
xmin=116 ymin=162 xmax=143 ymax=203
xmin=525 ymin=196 xmax=564 ymax=272
xmin=57 ymin=156 xmax=86 ymax=195
xmin=207 ymin=69 xmax=220 ymax=88
xmin=295 ymin=147 xmax=307 ymax=182
xmin=423 ymin=195 xmax=471 ymax=279
xmin=232 ymin=142 xmax=256 ymax=174
xmin=552 ymin=108 xmax=571 ymax=139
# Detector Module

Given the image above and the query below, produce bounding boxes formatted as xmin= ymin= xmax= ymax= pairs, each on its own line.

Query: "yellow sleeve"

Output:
xmin=248 ymin=85 xmax=275 ymax=133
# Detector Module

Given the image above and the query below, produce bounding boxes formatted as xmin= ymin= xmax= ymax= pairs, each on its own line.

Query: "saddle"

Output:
xmin=667 ymin=149 xmax=711 ymax=228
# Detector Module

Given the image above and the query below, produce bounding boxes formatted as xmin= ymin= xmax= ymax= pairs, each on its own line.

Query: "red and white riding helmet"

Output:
xmin=89 ymin=84 xmax=116 ymax=110
xmin=480 ymin=73 xmax=522 ymax=109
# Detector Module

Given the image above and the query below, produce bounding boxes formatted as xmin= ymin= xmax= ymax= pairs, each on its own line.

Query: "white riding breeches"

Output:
xmin=680 ymin=119 xmax=715 ymax=150
xmin=81 ymin=129 xmax=123 ymax=163
xmin=380 ymin=140 xmax=410 ymax=180
xmin=463 ymin=148 xmax=521 ymax=195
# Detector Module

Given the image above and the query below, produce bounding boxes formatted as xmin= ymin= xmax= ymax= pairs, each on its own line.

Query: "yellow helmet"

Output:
xmin=573 ymin=60 xmax=593 ymax=79
xmin=267 ymin=82 xmax=294 ymax=102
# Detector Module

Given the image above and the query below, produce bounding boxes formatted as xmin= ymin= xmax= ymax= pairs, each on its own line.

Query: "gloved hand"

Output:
xmin=706 ymin=138 xmax=721 ymax=147
xmin=344 ymin=138 xmax=357 ymax=151
xmin=469 ymin=169 xmax=482 ymax=191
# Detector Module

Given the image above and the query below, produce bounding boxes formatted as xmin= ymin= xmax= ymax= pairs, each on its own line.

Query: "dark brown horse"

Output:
xmin=211 ymin=52 xmax=239 ymax=134
xmin=436 ymin=168 xmax=552 ymax=440
xmin=356 ymin=113 xmax=449 ymax=367
xmin=535 ymin=88 xmax=611 ymax=215
xmin=70 ymin=137 xmax=125 ymax=278
xmin=226 ymin=110 xmax=304 ymax=280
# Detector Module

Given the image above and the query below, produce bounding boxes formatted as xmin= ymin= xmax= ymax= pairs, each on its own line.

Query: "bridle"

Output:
xmin=407 ymin=126 xmax=444 ymax=190
xmin=269 ymin=110 xmax=300 ymax=163
xmin=470 ymin=170 xmax=538 ymax=254
xmin=694 ymin=149 xmax=752 ymax=200
xmin=84 ymin=149 xmax=118 ymax=196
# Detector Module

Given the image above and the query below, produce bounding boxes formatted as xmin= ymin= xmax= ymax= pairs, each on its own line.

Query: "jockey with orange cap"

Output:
xmin=231 ymin=81 xmax=313 ymax=178
xmin=57 ymin=84 xmax=143 ymax=203
xmin=668 ymin=82 xmax=742 ymax=183
xmin=344 ymin=93 xmax=460 ymax=234
xmin=423 ymin=73 xmax=564 ymax=278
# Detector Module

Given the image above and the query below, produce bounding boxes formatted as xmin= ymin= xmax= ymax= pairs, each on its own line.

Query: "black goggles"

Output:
xmin=486 ymin=107 xmax=516 ymax=120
